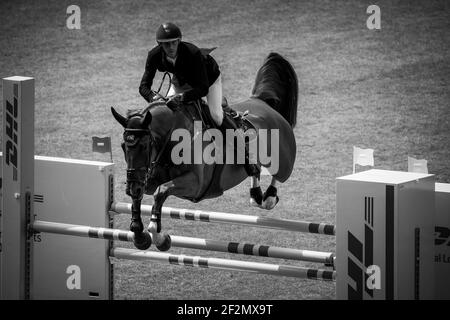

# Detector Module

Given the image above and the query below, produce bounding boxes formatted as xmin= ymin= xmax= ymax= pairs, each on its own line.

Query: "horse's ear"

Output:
xmin=111 ymin=107 xmax=128 ymax=128
xmin=142 ymin=111 xmax=152 ymax=128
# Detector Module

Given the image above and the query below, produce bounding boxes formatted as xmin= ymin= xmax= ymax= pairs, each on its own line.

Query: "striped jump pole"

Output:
xmin=111 ymin=248 xmax=336 ymax=281
xmin=110 ymin=202 xmax=336 ymax=236
xmin=32 ymin=221 xmax=335 ymax=265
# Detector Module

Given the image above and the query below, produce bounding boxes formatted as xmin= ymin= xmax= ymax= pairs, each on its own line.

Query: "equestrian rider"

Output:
xmin=139 ymin=22 xmax=260 ymax=177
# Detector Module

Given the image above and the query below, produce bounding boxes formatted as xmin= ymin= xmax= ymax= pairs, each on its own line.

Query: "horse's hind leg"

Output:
xmin=148 ymin=171 xmax=199 ymax=251
xmin=261 ymin=177 xmax=279 ymax=210
xmin=249 ymin=175 xmax=279 ymax=210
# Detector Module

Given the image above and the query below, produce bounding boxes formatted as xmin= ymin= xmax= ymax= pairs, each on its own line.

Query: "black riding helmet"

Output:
xmin=156 ymin=22 xmax=182 ymax=43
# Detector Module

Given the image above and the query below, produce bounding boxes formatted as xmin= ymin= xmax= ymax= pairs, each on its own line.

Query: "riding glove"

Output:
xmin=149 ymin=90 xmax=159 ymax=102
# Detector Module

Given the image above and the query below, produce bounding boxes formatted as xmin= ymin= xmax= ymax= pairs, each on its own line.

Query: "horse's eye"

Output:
xmin=125 ymin=134 xmax=136 ymax=143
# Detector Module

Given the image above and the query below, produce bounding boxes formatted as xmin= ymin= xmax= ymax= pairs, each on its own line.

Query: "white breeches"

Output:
xmin=168 ymin=74 xmax=224 ymax=126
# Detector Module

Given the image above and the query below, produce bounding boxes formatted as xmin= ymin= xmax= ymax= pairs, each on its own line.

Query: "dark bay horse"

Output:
xmin=111 ymin=52 xmax=298 ymax=250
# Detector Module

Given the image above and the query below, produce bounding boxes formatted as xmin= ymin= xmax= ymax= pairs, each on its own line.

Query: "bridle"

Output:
xmin=122 ymin=127 xmax=152 ymax=195
xmin=123 ymin=121 xmax=173 ymax=195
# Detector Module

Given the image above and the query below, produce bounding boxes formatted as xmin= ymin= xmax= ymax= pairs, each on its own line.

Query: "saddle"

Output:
xmin=193 ymin=98 xmax=256 ymax=133
xmin=176 ymin=100 xmax=257 ymax=202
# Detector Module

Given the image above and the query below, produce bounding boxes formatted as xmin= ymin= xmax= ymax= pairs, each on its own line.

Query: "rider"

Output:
xmin=139 ymin=22 xmax=260 ymax=177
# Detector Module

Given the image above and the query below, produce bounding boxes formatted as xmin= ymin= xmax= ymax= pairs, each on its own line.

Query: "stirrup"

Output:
xmin=240 ymin=110 xmax=250 ymax=118
xmin=226 ymin=110 xmax=248 ymax=130
xmin=232 ymin=110 xmax=249 ymax=119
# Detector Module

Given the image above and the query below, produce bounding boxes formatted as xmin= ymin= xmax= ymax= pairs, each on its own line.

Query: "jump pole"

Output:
xmin=111 ymin=248 xmax=336 ymax=281
xmin=32 ymin=220 xmax=335 ymax=265
xmin=110 ymin=202 xmax=336 ymax=236
xmin=31 ymin=221 xmax=335 ymax=281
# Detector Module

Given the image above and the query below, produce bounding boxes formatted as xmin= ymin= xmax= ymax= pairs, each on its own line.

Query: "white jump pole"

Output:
xmin=1 ymin=76 xmax=35 ymax=300
xmin=111 ymin=248 xmax=336 ymax=281
xmin=110 ymin=202 xmax=336 ymax=235
xmin=32 ymin=220 xmax=335 ymax=265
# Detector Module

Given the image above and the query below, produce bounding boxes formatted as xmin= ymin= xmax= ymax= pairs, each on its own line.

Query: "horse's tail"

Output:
xmin=251 ymin=52 xmax=298 ymax=127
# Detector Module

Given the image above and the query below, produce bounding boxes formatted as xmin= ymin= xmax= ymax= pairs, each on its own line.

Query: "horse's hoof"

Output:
xmin=262 ymin=185 xmax=279 ymax=210
xmin=154 ymin=232 xmax=171 ymax=252
xmin=133 ymin=232 xmax=152 ymax=250
xmin=262 ymin=196 xmax=279 ymax=210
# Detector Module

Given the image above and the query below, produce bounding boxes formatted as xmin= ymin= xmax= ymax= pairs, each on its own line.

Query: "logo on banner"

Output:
xmin=5 ymin=83 xmax=19 ymax=181
xmin=347 ymin=196 xmax=381 ymax=299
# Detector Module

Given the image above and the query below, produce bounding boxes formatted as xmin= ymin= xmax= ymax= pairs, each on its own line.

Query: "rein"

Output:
xmin=155 ymin=72 xmax=172 ymax=99
xmin=147 ymin=126 xmax=174 ymax=178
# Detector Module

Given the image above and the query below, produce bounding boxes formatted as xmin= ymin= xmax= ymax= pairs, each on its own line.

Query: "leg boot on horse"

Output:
xmin=130 ymin=198 xmax=152 ymax=250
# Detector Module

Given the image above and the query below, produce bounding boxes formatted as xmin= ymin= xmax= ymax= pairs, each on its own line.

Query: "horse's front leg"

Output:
xmin=148 ymin=171 xmax=199 ymax=251
xmin=147 ymin=181 xmax=173 ymax=251
xmin=130 ymin=198 xmax=152 ymax=250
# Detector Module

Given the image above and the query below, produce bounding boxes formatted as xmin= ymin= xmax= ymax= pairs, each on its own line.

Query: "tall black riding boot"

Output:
xmin=219 ymin=114 xmax=261 ymax=177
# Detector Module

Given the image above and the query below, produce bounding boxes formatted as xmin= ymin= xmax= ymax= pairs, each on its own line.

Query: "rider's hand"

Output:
xmin=149 ymin=90 xmax=160 ymax=102
xmin=166 ymin=93 xmax=184 ymax=111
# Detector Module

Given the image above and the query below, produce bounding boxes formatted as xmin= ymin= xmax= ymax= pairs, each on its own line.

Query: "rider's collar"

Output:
xmin=166 ymin=55 xmax=177 ymax=65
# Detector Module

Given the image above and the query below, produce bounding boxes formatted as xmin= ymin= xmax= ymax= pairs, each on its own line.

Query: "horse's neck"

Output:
xmin=148 ymin=104 xmax=176 ymax=138
xmin=150 ymin=107 xmax=192 ymax=167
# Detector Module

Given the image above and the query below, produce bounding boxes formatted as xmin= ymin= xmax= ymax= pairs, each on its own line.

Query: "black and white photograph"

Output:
xmin=0 ymin=0 xmax=449 ymax=305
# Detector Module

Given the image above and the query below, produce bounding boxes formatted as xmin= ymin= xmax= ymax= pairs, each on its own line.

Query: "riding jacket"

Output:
xmin=139 ymin=41 xmax=220 ymax=103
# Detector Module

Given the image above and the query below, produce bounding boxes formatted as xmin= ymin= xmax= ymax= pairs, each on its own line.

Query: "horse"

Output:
xmin=111 ymin=52 xmax=298 ymax=251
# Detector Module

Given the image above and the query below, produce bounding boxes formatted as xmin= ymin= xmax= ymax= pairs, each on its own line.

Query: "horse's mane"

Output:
xmin=251 ymin=52 xmax=298 ymax=127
